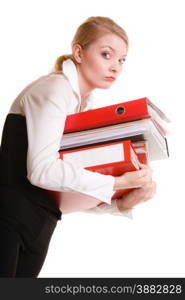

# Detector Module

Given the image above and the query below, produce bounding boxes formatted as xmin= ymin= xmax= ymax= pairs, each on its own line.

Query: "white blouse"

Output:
xmin=9 ymin=59 xmax=131 ymax=217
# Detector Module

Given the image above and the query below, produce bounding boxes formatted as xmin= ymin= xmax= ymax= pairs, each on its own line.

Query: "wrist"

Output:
xmin=116 ymin=197 xmax=131 ymax=212
xmin=113 ymin=176 xmax=126 ymax=191
xmin=116 ymin=198 xmax=123 ymax=211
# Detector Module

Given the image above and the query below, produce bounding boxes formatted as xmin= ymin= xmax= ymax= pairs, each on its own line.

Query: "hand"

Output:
xmin=113 ymin=163 xmax=153 ymax=190
xmin=116 ymin=180 xmax=157 ymax=211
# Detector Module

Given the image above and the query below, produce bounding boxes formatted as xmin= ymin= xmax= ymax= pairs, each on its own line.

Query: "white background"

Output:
xmin=0 ymin=0 xmax=184 ymax=277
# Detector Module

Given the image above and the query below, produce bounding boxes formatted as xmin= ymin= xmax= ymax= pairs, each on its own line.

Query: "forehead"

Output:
xmin=90 ymin=33 xmax=127 ymax=55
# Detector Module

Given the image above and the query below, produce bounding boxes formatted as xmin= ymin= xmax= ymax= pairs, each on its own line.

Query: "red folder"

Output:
xmin=49 ymin=140 xmax=148 ymax=213
xmin=112 ymin=141 xmax=148 ymax=200
xmin=59 ymin=140 xmax=142 ymax=201
xmin=64 ymin=97 xmax=169 ymax=134
xmin=59 ymin=140 xmax=139 ymax=174
xmin=131 ymin=141 xmax=148 ymax=164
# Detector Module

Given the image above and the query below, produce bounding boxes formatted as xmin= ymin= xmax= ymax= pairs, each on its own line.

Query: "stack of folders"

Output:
xmin=54 ymin=97 xmax=170 ymax=213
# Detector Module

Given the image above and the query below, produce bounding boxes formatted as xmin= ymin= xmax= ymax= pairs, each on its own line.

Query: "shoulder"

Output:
xmin=12 ymin=73 xmax=71 ymax=104
xmin=10 ymin=72 xmax=75 ymax=115
xmin=27 ymin=72 xmax=72 ymax=98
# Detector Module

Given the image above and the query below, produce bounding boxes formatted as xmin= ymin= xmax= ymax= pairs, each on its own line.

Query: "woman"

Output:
xmin=0 ymin=16 xmax=156 ymax=277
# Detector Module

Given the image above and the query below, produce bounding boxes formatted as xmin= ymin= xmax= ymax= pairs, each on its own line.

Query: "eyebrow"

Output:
xmin=101 ymin=45 xmax=127 ymax=57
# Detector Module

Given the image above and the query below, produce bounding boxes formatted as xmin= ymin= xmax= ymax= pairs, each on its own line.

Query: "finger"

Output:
xmin=128 ymin=174 xmax=152 ymax=188
xmin=136 ymin=169 xmax=149 ymax=178
xmin=138 ymin=163 xmax=148 ymax=169
xmin=144 ymin=181 xmax=157 ymax=192
xmin=140 ymin=180 xmax=154 ymax=189
xmin=140 ymin=179 xmax=153 ymax=187
xmin=139 ymin=163 xmax=153 ymax=175
xmin=137 ymin=171 xmax=153 ymax=183
xmin=142 ymin=184 xmax=157 ymax=201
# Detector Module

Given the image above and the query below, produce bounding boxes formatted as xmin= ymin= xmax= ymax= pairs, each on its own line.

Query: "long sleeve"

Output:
xmin=85 ymin=200 xmax=133 ymax=218
xmin=20 ymin=74 xmax=115 ymax=204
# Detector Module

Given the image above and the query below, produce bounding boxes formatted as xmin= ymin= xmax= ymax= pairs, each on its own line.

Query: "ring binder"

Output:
xmin=116 ymin=106 xmax=125 ymax=115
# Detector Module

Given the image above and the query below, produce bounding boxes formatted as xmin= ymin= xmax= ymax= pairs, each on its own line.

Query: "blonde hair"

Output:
xmin=54 ymin=16 xmax=129 ymax=72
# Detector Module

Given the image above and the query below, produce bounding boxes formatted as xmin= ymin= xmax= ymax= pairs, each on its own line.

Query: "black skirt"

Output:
xmin=0 ymin=113 xmax=62 ymax=246
xmin=0 ymin=184 xmax=60 ymax=248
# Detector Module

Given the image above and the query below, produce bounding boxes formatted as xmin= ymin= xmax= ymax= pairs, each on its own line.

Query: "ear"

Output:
xmin=72 ymin=44 xmax=83 ymax=63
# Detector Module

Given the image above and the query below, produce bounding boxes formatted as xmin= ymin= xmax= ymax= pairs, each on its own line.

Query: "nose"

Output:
xmin=109 ymin=61 xmax=121 ymax=74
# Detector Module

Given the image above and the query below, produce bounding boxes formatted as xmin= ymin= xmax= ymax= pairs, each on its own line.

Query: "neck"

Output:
xmin=76 ymin=65 xmax=95 ymax=101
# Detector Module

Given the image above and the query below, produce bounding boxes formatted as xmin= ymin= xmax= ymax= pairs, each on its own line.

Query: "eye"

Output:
xmin=119 ymin=58 xmax=126 ymax=65
xmin=101 ymin=52 xmax=111 ymax=59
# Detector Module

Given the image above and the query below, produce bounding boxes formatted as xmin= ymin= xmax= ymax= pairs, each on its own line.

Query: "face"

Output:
xmin=74 ymin=33 xmax=128 ymax=96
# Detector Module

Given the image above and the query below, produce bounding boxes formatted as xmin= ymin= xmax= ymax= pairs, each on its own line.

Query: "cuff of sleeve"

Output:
xmin=110 ymin=200 xmax=133 ymax=218
xmin=76 ymin=169 xmax=115 ymax=205
xmin=85 ymin=199 xmax=133 ymax=218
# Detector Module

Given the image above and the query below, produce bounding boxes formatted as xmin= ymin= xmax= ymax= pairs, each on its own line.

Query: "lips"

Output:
xmin=104 ymin=76 xmax=116 ymax=81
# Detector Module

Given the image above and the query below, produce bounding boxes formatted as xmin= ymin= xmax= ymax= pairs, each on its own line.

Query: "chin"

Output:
xmin=101 ymin=86 xmax=112 ymax=90
xmin=97 ymin=83 xmax=114 ymax=90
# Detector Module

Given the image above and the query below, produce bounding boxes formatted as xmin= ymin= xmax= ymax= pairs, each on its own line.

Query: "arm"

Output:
xmin=85 ymin=164 xmax=156 ymax=216
xmin=116 ymin=180 xmax=157 ymax=212
xmin=21 ymin=76 xmax=115 ymax=204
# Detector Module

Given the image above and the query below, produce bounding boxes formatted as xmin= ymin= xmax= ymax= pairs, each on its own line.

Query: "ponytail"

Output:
xmin=53 ymin=54 xmax=74 ymax=72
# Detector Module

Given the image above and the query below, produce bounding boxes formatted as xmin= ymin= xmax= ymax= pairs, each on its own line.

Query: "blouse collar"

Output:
xmin=62 ymin=59 xmax=94 ymax=110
